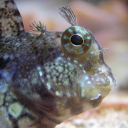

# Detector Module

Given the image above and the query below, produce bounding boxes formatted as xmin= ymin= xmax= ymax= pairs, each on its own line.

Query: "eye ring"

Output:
xmin=61 ymin=26 xmax=92 ymax=57
xmin=69 ymin=34 xmax=84 ymax=46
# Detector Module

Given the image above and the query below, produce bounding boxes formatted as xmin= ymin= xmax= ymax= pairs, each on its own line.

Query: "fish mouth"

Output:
xmin=77 ymin=70 xmax=116 ymax=101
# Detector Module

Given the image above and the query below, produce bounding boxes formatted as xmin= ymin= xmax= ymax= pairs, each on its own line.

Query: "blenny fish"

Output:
xmin=0 ymin=0 xmax=116 ymax=128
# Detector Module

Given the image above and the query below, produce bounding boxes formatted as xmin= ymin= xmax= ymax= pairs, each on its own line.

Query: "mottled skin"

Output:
xmin=0 ymin=0 xmax=116 ymax=128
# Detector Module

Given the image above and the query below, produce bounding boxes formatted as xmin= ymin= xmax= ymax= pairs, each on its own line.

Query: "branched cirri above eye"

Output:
xmin=59 ymin=6 xmax=77 ymax=26
xmin=59 ymin=7 xmax=93 ymax=57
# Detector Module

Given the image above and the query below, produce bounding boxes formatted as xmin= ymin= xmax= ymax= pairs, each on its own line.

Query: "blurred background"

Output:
xmin=15 ymin=0 xmax=128 ymax=127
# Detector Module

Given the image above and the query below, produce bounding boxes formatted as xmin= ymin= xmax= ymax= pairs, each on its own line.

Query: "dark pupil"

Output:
xmin=71 ymin=35 xmax=83 ymax=45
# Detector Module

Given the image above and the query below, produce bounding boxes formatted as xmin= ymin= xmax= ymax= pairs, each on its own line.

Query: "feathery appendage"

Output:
xmin=29 ymin=21 xmax=46 ymax=33
xmin=59 ymin=6 xmax=77 ymax=26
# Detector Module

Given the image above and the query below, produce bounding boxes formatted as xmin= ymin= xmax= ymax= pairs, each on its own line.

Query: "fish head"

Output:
xmin=29 ymin=7 xmax=116 ymax=119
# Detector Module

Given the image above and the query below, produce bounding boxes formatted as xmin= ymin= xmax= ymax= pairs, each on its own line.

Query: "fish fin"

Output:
xmin=11 ymin=88 xmax=61 ymax=126
xmin=0 ymin=0 xmax=24 ymax=39
xmin=11 ymin=88 xmax=57 ymax=115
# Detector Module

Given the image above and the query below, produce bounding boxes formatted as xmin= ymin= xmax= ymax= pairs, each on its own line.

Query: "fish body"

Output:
xmin=0 ymin=0 xmax=116 ymax=128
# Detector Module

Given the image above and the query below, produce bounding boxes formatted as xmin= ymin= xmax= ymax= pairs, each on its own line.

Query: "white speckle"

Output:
xmin=46 ymin=74 xmax=51 ymax=79
xmin=3 ymin=54 xmax=9 ymax=60
xmin=66 ymin=92 xmax=71 ymax=97
xmin=79 ymin=64 xmax=82 ymax=67
xmin=63 ymin=79 xmax=69 ymax=85
xmin=47 ymin=82 xmax=51 ymax=90
xmin=55 ymin=62 xmax=59 ymax=66
xmin=95 ymin=73 xmax=98 ymax=76
xmin=8 ymin=102 xmax=23 ymax=118
xmin=74 ymin=60 xmax=78 ymax=63
xmin=37 ymin=66 xmax=41 ymax=70
xmin=51 ymin=70 xmax=56 ymax=76
xmin=39 ymin=71 xmax=43 ymax=76
xmin=51 ymin=65 xmax=54 ymax=70
xmin=87 ymin=81 xmax=91 ymax=84
xmin=59 ymin=74 xmax=63 ymax=81
xmin=53 ymin=76 xmax=57 ymax=82
xmin=98 ymin=68 xmax=101 ymax=71
xmin=55 ymin=91 xmax=60 ymax=96
xmin=85 ymin=76 xmax=89 ymax=80
xmin=91 ymin=51 xmax=94 ymax=54
xmin=56 ymin=66 xmax=63 ymax=73
xmin=91 ymin=77 xmax=95 ymax=80
xmin=56 ymin=72 xmax=59 ymax=76
xmin=64 ymin=75 xmax=68 ymax=78
xmin=64 ymin=69 xmax=68 ymax=74
xmin=32 ymin=78 xmax=38 ymax=85
xmin=83 ymin=70 xmax=86 ymax=73
xmin=68 ymin=63 xmax=71 ymax=66
xmin=45 ymin=66 xmax=51 ymax=73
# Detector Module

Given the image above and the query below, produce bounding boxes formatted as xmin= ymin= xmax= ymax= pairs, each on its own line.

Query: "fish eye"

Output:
xmin=61 ymin=26 xmax=92 ymax=57
xmin=70 ymin=34 xmax=84 ymax=46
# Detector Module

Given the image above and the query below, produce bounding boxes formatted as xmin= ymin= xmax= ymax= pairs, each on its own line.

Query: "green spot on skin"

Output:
xmin=75 ymin=26 xmax=81 ymax=32
xmin=63 ymin=79 xmax=69 ymax=86
xmin=74 ymin=60 xmax=78 ymax=63
xmin=46 ymin=74 xmax=51 ymax=79
xmin=84 ymin=43 xmax=90 ymax=47
xmin=68 ymin=29 xmax=73 ymax=34
xmin=56 ymin=66 xmax=64 ymax=73
xmin=47 ymin=82 xmax=51 ymax=90
xmin=55 ymin=62 xmax=59 ymax=66
xmin=39 ymin=71 xmax=43 ymax=76
xmin=32 ymin=78 xmax=38 ymax=85
xmin=87 ymin=36 xmax=91 ymax=40
xmin=67 ymin=57 xmax=70 ymax=60
xmin=79 ymin=64 xmax=82 ymax=67
xmin=53 ymin=76 xmax=57 ymax=82
xmin=59 ymin=74 xmax=63 ymax=80
xmin=55 ymin=91 xmax=60 ymax=96
xmin=80 ymin=29 xmax=88 ymax=35
xmin=91 ymin=52 xmax=94 ymax=54
xmin=64 ymin=69 xmax=68 ymax=74
xmin=63 ymin=35 xmax=69 ymax=40
xmin=8 ymin=102 xmax=23 ymax=118
xmin=83 ymin=70 xmax=86 ymax=73
xmin=79 ymin=46 xmax=83 ymax=53
xmin=64 ymin=43 xmax=70 ymax=47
